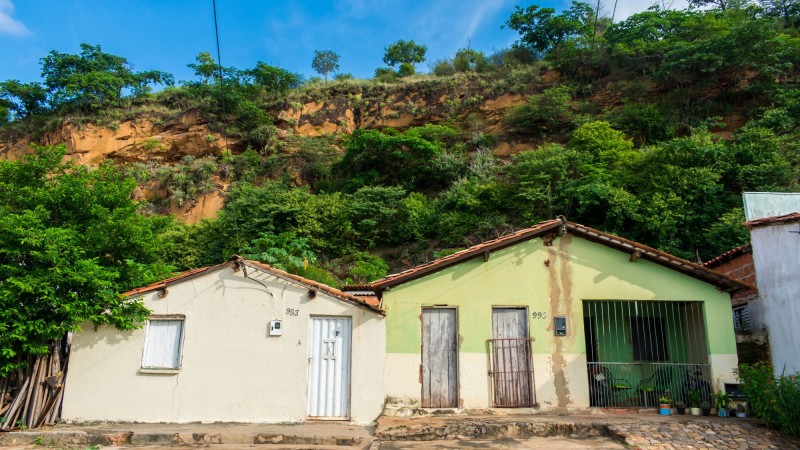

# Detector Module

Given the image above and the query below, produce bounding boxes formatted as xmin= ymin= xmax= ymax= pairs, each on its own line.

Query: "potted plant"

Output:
xmin=735 ymin=403 xmax=747 ymax=418
xmin=675 ymin=401 xmax=686 ymax=415
xmin=688 ymin=389 xmax=701 ymax=416
xmin=659 ymin=394 xmax=671 ymax=415
xmin=701 ymin=400 xmax=712 ymax=416
xmin=714 ymin=391 xmax=731 ymax=417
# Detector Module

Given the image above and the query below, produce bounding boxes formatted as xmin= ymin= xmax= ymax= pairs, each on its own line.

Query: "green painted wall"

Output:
xmin=383 ymin=234 xmax=737 ymax=356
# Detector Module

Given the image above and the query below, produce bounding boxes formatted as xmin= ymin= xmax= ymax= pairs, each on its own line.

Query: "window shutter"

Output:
xmin=143 ymin=320 xmax=184 ymax=369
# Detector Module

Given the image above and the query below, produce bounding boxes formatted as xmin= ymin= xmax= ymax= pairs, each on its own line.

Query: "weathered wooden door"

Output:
xmin=490 ymin=308 xmax=534 ymax=407
xmin=307 ymin=316 xmax=351 ymax=419
xmin=421 ymin=307 xmax=458 ymax=408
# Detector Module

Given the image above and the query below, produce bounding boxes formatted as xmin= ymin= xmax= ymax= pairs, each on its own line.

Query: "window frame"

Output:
xmin=140 ymin=314 xmax=186 ymax=374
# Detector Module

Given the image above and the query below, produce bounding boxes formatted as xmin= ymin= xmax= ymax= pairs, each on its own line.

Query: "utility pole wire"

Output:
xmin=612 ymin=0 xmax=619 ymax=23
xmin=212 ymin=0 xmax=224 ymax=84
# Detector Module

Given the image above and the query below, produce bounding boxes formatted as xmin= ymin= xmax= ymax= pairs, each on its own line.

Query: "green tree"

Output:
xmin=453 ymin=48 xmax=490 ymax=73
xmin=760 ymin=0 xmax=800 ymax=25
xmin=688 ymin=0 xmax=751 ymax=10
xmin=383 ymin=40 xmax=428 ymax=70
xmin=311 ymin=50 xmax=340 ymax=83
xmin=247 ymin=62 xmax=302 ymax=95
xmin=505 ymin=2 xmax=594 ymax=55
xmin=0 ymin=146 xmax=174 ymax=375
xmin=0 ymin=80 xmax=48 ymax=119
xmin=187 ymin=52 xmax=218 ymax=84
xmin=335 ymin=128 xmax=446 ymax=192
xmin=40 ymin=43 xmax=173 ymax=111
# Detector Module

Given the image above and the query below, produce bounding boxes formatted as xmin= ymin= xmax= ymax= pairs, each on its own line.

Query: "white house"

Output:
xmin=746 ymin=212 xmax=800 ymax=375
xmin=61 ymin=257 xmax=385 ymax=424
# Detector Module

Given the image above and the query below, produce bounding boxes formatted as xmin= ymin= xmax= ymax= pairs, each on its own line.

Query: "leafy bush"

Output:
xmin=738 ymin=362 xmax=800 ymax=437
xmin=346 ymin=252 xmax=390 ymax=284
xmin=374 ymin=67 xmax=400 ymax=83
xmin=241 ymin=231 xmax=316 ymax=271
xmin=503 ymin=85 xmax=575 ymax=134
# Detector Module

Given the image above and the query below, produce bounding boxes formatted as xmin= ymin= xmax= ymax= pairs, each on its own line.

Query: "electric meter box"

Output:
xmin=554 ymin=316 xmax=567 ymax=336
xmin=269 ymin=320 xmax=283 ymax=336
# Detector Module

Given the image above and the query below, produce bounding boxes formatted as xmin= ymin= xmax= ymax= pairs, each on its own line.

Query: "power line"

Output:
xmin=212 ymin=0 xmax=224 ymax=84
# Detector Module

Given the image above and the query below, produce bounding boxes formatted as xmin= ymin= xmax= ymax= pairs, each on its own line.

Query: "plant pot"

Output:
xmin=736 ymin=412 xmax=747 ymax=418
xmin=677 ymin=407 xmax=686 ymax=415
xmin=702 ymin=408 xmax=711 ymax=416
xmin=659 ymin=404 xmax=671 ymax=415
xmin=718 ymin=408 xmax=728 ymax=417
xmin=690 ymin=407 xmax=701 ymax=415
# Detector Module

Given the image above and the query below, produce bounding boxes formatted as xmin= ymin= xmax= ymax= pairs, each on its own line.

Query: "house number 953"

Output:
xmin=532 ymin=312 xmax=548 ymax=319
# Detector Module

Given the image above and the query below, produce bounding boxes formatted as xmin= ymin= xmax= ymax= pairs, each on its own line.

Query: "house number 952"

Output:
xmin=532 ymin=312 xmax=548 ymax=319
xmin=286 ymin=308 xmax=299 ymax=316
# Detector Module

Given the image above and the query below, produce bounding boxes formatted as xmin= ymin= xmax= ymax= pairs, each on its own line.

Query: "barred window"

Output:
xmin=732 ymin=305 xmax=751 ymax=332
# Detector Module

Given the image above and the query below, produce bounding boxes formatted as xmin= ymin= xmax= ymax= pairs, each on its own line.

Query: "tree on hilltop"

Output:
xmin=383 ymin=40 xmax=427 ymax=76
xmin=312 ymin=50 xmax=340 ymax=83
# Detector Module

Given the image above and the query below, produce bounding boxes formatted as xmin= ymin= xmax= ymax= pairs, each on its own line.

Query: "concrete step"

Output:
xmin=376 ymin=420 xmax=615 ymax=442
xmin=376 ymin=436 xmax=626 ymax=449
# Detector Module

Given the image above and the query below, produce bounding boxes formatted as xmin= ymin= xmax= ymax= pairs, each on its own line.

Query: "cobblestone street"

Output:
xmin=608 ymin=419 xmax=799 ymax=450
xmin=375 ymin=413 xmax=800 ymax=450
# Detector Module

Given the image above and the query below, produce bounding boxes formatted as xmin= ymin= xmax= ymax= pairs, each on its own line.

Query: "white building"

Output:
xmin=746 ymin=212 xmax=800 ymax=375
xmin=62 ymin=258 xmax=385 ymax=424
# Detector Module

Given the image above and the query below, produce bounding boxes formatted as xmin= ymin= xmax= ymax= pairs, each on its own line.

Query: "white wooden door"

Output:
xmin=307 ymin=316 xmax=351 ymax=419
xmin=421 ymin=307 xmax=458 ymax=408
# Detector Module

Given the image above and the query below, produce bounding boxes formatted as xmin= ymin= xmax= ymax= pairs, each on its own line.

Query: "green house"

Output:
xmin=369 ymin=218 xmax=750 ymax=412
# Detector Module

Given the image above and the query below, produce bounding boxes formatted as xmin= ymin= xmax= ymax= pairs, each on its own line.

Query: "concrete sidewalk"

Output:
xmin=0 ymin=412 xmax=798 ymax=449
xmin=0 ymin=421 xmax=373 ymax=448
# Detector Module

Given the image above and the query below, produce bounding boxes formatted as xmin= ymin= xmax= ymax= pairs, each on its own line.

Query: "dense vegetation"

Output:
xmin=2 ymin=1 xmax=800 ymax=372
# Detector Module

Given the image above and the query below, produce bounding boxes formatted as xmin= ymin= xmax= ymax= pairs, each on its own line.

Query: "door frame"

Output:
xmin=489 ymin=306 xmax=536 ymax=407
xmin=306 ymin=315 xmax=353 ymax=420
xmin=420 ymin=306 xmax=460 ymax=408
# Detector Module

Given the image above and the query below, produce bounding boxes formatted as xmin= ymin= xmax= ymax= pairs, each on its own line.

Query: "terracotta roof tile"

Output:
xmin=745 ymin=212 xmax=800 ymax=228
xmin=371 ymin=218 xmax=752 ymax=293
xmin=703 ymin=244 xmax=752 ymax=268
xmin=241 ymin=259 xmax=383 ymax=312
xmin=123 ymin=259 xmax=383 ymax=314
xmin=372 ymin=219 xmax=563 ymax=289
xmin=122 ymin=263 xmax=229 ymax=297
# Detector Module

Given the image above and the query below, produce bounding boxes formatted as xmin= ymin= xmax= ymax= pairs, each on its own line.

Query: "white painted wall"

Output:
xmin=62 ymin=266 xmax=385 ymax=424
xmin=750 ymin=223 xmax=800 ymax=374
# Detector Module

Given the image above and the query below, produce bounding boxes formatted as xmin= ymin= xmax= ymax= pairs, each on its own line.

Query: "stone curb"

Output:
xmin=376 ymin=421 xmax=614 ymax=442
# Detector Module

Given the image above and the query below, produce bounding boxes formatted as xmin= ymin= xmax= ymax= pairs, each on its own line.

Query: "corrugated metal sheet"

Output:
xmin=743 ymin=192 xmax=800 ymax=221
xmin=307 ymin=316 xmax=351 ymax=419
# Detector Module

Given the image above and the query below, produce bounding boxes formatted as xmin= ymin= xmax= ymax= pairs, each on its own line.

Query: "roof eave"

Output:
xmin=241 ymin=259 xmax=385 ymax=314
xmin=372 ymin=220 xmax=563 ymax=289
xmin=565 ymin=223 xmax=754 ymax=293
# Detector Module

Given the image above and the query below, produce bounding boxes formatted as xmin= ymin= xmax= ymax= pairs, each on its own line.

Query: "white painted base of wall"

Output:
xmin=384 ymin=352 xmax=591 ymax=411
xmin=709 ymin=354 xmax=739 ymax=390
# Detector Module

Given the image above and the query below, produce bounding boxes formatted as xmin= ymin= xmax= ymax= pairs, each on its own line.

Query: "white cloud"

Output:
xmin=462 ymin=0 xmax=512 ymax=45
xmin=0 ymin=0 xmax=30 ymax=37
xmin=611 ymin=0 xmax=691 ymax=21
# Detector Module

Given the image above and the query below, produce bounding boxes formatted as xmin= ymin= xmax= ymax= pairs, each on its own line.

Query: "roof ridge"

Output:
xmin=370 ymin=219 xmax=752 ymax=293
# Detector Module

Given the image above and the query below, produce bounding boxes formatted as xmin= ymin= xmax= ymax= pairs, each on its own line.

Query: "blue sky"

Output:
xmin=0 ymin=0 xmax=689 ymax=84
